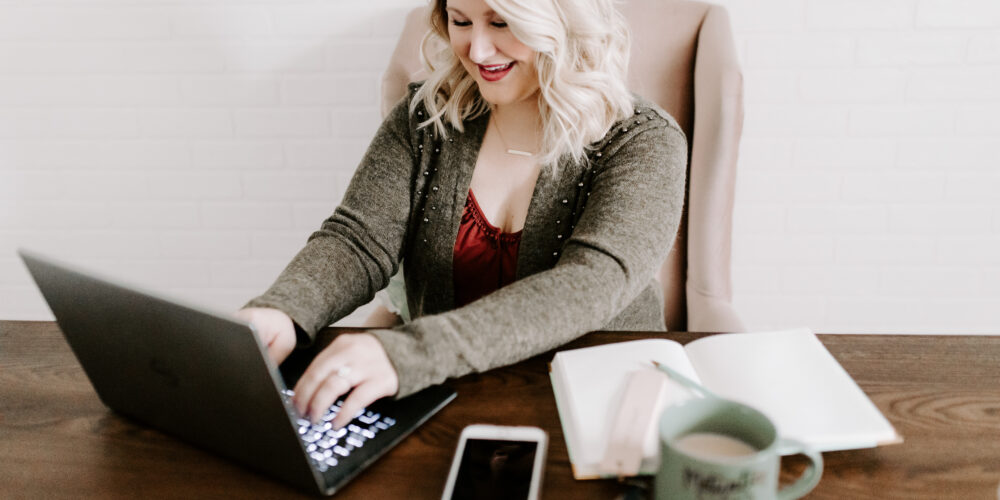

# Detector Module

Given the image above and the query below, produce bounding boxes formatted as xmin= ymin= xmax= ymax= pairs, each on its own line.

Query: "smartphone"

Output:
xmin=441 ymin=424 xmax=548 ymax=500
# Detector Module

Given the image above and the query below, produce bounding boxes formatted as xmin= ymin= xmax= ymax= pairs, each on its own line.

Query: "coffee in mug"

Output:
xmin=672 ymin=432 xmax=758 ymax=460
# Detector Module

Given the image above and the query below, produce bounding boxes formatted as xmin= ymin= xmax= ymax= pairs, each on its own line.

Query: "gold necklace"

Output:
xmin=492 ymin=113 xmax=536 ymax=157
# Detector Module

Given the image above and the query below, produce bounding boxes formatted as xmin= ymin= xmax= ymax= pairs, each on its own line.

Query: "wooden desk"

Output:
xmin=2 ymin=320 xmax=999 ymax=499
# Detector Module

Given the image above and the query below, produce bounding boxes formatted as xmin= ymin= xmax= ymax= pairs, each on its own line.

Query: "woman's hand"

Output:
xmin=235 ymin=307 xmax=297 ymax=366
xmin=292 ymin=333 xmax=399 ymax=429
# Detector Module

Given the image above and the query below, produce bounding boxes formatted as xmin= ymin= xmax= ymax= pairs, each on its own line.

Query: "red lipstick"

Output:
xmin=478 ymin=62 xmax=514 ymax=82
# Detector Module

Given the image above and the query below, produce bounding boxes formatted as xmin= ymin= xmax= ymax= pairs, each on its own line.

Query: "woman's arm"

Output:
xmin=243 ymin=91 xmax=417 ymax=341
xmin=240 ymin=91 xmax=420 ymax=428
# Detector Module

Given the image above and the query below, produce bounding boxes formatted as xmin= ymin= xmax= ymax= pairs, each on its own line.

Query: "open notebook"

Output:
xmin=549 ymin=328 xmax=901 ymax=479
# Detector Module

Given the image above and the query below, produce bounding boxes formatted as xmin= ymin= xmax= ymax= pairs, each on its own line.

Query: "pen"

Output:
xmin=650 ymin=360 xmax=720 ymax=400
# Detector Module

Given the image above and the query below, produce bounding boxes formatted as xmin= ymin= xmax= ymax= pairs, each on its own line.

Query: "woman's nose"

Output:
xmin=468 ymin=28 xmax=496 ymax=63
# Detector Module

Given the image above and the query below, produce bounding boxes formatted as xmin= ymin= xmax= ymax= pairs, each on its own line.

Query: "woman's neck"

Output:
xmin=491 ymin=98 xmax=542 ymax=156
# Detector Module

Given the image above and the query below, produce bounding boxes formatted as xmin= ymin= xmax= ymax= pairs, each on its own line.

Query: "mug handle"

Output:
xmin=776 ymin=438 xmax=824 ymax=500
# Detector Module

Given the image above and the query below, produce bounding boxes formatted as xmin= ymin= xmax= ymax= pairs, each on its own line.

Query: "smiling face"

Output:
xmin=445 ymin=0 xmax=540 ymax=107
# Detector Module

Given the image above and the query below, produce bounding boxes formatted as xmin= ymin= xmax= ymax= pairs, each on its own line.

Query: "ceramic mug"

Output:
xmin=655 ymin=397 xmax=823 ymax=500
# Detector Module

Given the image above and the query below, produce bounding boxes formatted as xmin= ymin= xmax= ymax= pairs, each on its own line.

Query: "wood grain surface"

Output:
xmin=2 ymin=321 xmax=999 ymax=499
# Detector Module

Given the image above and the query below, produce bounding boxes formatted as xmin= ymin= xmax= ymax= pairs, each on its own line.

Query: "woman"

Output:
xmin=238 ymin=0 xmax=687 ymax=430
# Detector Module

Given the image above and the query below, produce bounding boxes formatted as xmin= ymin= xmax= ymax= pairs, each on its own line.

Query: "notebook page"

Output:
xmin=683 ymin=329 xmax=899 ymax=452
xmin=552 ymin=338 xmax=699 ymax=471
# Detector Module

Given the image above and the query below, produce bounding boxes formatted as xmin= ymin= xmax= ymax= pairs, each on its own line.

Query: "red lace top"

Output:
xmin=453 ymin=190 xmax=522 ymax=308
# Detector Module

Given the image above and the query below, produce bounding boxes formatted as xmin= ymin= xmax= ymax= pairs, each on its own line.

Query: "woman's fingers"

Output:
xmin=304 ymin=371 xmax=354 ymax=423
xmin=332 ymin=381 xmax=388 ymax=430
xmin=265 ymin=327 xmax=296 ymax=366
xmin=292 ymin=333 xmax=399 ymax=428
xmin=233 ymin=314 xmax=400 ymax=430
xmin=235 ymin=307 xmax=296 ymax=365
xmin=293 ymin=345 xmax=347 ymax=418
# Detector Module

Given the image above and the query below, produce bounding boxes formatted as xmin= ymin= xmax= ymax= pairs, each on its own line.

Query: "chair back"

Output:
xmin=380 ymin=0 xmax=745 ymax=332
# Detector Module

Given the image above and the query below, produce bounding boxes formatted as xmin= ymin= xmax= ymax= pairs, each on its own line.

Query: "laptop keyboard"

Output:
xmin=281 ymin=389 xmax=397 ymax=473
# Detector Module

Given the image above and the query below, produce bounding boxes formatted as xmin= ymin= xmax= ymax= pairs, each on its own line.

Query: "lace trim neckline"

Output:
xmin=465 ymin=190 xmax=523 ymax=242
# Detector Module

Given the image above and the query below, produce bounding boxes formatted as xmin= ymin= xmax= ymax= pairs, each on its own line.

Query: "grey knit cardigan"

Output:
xmin=246 ymin=83 xmax=688 ymax=397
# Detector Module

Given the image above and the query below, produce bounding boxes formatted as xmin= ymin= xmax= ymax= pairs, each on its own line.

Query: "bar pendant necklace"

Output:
xmin=493 ymin=115 xmax=536 ymax=157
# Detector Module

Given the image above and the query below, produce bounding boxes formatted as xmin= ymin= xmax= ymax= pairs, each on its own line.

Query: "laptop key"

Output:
xmin=297 ymin=397 xmax=412 ymax=473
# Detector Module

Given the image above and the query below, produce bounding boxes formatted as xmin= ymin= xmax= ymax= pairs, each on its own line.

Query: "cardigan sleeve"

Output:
xmin=244 ymin=91 xmax=417 ymax=340
xmin=372 ymin=116 xmax=688 ymax=397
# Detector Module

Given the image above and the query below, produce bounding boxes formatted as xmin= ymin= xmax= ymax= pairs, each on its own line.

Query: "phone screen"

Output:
xmin=449 ymin=438 xmax=539 ymax=500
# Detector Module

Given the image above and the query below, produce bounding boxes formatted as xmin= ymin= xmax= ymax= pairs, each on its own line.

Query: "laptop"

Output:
xmin=19 ymin=249 xmax=457 ymax=496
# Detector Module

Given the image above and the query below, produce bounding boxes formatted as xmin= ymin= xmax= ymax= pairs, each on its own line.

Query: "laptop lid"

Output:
xmin=20 ymin=249 xmax=324 ymax=492
xmin=19 ymin=249 xmax=456 ymax=495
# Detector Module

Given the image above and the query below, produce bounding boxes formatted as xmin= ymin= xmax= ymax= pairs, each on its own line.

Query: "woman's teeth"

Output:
xmin=483 ymin=63 xmax=513 ymax=72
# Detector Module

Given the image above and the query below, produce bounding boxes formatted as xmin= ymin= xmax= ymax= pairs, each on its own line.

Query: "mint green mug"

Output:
xmin=655 ymin=398 xmax=823 ymax=500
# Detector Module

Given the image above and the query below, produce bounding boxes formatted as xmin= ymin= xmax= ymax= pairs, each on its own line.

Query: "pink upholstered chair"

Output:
xmin=378 ymin=0 xmax=745 ymax=333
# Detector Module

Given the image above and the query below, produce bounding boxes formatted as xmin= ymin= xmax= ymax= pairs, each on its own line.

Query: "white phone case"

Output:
xmin=441 ymin=424 xmax=548 ymax=500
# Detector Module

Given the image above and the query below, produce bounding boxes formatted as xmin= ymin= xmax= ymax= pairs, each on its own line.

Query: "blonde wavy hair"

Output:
xmin=411 ymin=0 xmax=634 ymax=168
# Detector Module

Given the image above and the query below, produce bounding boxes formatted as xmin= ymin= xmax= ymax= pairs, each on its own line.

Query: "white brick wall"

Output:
xmin=716 ymin=0 xmax=1000 ymax=334
xmin=2 ymin=0 xmax=999 ymax=334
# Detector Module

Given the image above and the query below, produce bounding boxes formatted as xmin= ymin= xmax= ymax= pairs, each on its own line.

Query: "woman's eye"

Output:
xmin=451 ymin=20 xmax=471 ymax=27
xmin=491 ymin=21 xmax=508 ymax=28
